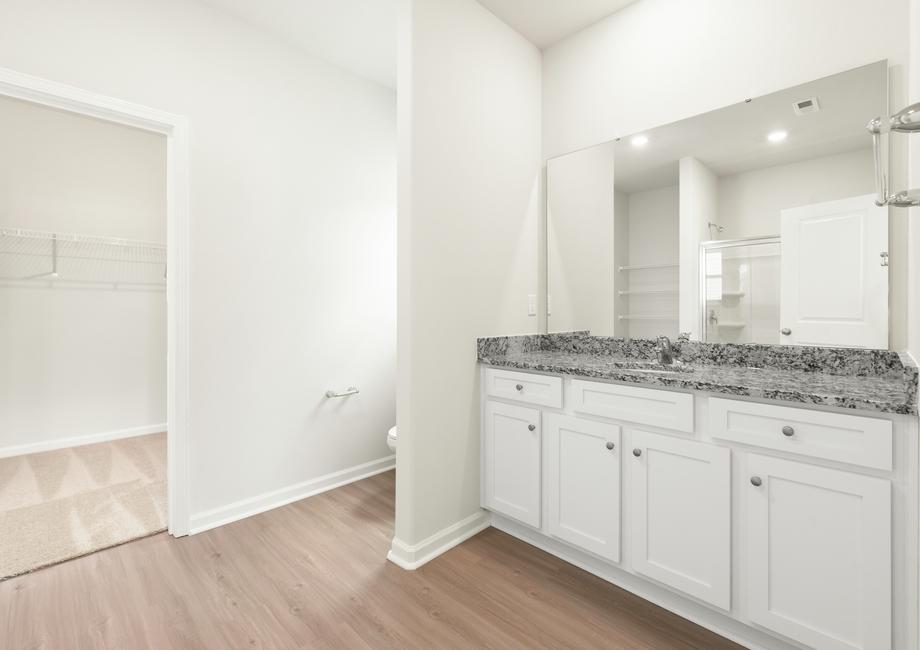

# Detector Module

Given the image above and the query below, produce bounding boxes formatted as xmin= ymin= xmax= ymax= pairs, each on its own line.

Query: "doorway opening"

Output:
xmin=0 ymin=69 xmax=190 ymax=579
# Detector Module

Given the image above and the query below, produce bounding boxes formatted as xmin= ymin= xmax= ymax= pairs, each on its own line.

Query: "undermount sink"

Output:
xmin=605 ymin=359 xmax=694 ymax=374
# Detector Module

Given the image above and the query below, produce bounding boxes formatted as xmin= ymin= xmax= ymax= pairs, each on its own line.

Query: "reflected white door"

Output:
xmin=780 ymin=194 xmax=888 ymax=348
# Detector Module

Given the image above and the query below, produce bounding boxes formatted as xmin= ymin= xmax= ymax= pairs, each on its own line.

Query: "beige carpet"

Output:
xmin=0 ymin=432 xmax=166 ymax=580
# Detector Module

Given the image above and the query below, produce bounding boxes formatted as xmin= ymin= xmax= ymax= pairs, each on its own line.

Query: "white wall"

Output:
xmin=0 ymin=96 xmax=167 ymax=453
xmin=542 ymin=0 xmax=908 ymax=160
xmin=546 ymin=142 xmax=616 ymax=335
xmin=717 ymin=148 xmax=875 ymax=238
xmin=0 ymin=0 xmax=396 ymax=523
xmin=627 ymin=184 xmax=679 ymax=266
xmin=0 ymin=97 xmax=166 ymax=241
xmin=395 ymin=0 xmax=541 ymax=553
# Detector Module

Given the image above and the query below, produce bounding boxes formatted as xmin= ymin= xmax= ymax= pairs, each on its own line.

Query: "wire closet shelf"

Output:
xmin=0 ymin=227 xmax=167 ymax=288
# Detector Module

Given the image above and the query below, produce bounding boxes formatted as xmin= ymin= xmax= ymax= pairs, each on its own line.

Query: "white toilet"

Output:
xmin=386 ymin=425 xmax=397 ymax=452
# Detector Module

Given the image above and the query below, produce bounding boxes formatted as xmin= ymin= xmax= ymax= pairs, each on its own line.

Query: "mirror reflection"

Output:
xmin=546 ymin=60 xmax=889 ymax=348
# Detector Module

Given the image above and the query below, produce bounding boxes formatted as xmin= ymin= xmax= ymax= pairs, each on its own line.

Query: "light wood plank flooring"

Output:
xmin=1 ymin=470 xmax=741 ymax=649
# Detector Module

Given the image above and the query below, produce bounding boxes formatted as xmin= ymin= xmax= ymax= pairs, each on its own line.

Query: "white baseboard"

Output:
xmin=388 ymin=510 xmax=492 ymax=570
xmin=189 ymin=455 xmax=396 ymax=535
xmin=491 ymin=515 xmax=793 ymax=650
xmin=0 ymin=423 xmax=166 ymax=459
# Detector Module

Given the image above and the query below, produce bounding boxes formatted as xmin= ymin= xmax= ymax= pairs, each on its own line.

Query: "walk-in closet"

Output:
xmin=0 ymin=94 xmax=167 ymax=578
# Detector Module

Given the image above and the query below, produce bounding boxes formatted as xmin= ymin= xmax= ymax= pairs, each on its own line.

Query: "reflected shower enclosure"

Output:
xmin=700 ymin=237 xmax=781 ymax=344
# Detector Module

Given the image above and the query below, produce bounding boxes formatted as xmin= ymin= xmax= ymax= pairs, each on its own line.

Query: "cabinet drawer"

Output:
xmin=570 ymin=380 xmax=693 ymax=432
xmin=484 ymin=368 xmax=563 ymax=408
xmin=709 ymin=398 xmax=892 ymax=471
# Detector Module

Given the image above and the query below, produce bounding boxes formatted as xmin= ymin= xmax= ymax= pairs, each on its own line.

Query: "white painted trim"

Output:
xmin=0 ymin=424 xmax=166 ymax=459
xmin=189 ymin=456 xmax=395 ymax=535
xmin=387 ymin=510 xmax=492 ymax=570
xmin=0 ymin=67 xmax=191 ymax=537
xmin=491 ymin=515 xmax=796 ymax=650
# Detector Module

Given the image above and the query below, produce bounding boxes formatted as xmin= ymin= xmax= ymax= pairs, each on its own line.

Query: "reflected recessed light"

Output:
xmin=631 ymin=134 xmax=649 ymax=147
xmin=767 ymin=130 xmax=788 ymax=143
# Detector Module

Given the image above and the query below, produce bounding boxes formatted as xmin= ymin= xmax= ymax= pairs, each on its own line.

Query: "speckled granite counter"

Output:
xmin=477 ymin=333 xmax=919 ymax=415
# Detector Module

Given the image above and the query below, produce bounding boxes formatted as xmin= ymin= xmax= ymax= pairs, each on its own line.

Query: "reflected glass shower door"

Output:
xmin=701 ymin=237 xmax=781 ymax=344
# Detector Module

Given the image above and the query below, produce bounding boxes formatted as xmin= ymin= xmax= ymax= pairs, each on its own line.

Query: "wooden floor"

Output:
xmin=1 ymin=471 xmax=741 ymax=649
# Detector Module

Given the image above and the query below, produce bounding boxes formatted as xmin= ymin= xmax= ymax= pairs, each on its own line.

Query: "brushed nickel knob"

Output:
xmin=606 ymin=441 xmax=615 ymax=450
xmin=528 ymin=424 xmax=536 ymax=431
xmin=782 ymin=425 xmax=795 ymax=437
xmin=751 ymin=476 xmax=763 ymax=487
xmin=780 ymin=328 xmax=792 ymax=336
xmin=633 ymin=448 xmax=642 ymax=457
xmin=515 ymin=384 xmax=524 ymax=391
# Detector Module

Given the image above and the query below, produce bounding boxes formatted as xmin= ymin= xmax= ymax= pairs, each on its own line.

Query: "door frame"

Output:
xmin=0 ymin=67 xmax=191 ymax=536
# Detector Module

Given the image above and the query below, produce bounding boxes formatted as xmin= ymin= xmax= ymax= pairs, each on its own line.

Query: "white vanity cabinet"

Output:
xmin=481 ymin=366 xmax=917 ymax=650
xmin=544 ymin=413 xmax=621 ymax=562
xmin=630 ymin=430 xmax=731 ymax=610
xmin=745 ymin=454 xmax=892 ymax=650
xmin=482 ymin=400 xmax=542 ymax=528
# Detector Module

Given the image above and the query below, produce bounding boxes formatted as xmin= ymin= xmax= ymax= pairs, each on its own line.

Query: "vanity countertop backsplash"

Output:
xmin=477 ymin=332 xmax=918 ymax=415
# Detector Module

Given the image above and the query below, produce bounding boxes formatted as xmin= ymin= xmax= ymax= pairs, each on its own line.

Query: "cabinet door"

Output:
xmin=483 ymin=401 xmax=541 ymax=527
xmin=545 ymin=414 xmax=621 ymax=562
xmin=630 ymin=430 xmax=731 ymax=610
xmin=746 ymin=454 xmax=891 ymax=650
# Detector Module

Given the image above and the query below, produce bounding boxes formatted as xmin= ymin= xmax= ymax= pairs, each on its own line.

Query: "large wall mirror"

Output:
xmin=546 ymin=60 xmax=890 ymax=349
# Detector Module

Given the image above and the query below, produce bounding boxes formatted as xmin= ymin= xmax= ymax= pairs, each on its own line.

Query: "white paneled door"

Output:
xmin=745 ymin=454 xmax=891 ymax=650
xmin=780 ymin=193 xmax=888 ymax=348
xmin=544 ymin=414 xmax=621 ymax=562
xmin=483 ymin=401 xmax=542 ymax=528
xmin=630 ymin=431 xmax=731 ymax=610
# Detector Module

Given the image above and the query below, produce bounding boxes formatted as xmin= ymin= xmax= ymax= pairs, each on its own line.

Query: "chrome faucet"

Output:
xmin=656 ymin=336 xmax=674 ymax=365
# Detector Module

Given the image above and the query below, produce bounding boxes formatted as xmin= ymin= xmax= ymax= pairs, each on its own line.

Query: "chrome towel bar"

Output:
xmin=325 ymin=387 xmax=359 ymax=398
xmin=867 ymin=102 xmax=920 ymax=207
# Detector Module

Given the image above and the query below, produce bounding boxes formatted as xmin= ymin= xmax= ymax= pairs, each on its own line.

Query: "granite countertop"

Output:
xmin=477 ymin=333 xmax=919 ymax=415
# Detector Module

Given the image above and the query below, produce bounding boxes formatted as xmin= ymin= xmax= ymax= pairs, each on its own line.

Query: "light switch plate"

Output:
xmin=527 ymin=294 xmax=537 ymax=316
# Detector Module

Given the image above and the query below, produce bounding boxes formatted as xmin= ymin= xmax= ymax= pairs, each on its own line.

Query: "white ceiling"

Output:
xmin=200 ymin=0 xmax=398 ymax=89
xmin=476 ymin=0 xmax=638 ymax=49
xmin=200 ymin=0 xmax=639 ymax=91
